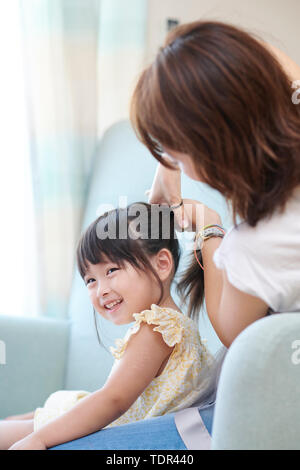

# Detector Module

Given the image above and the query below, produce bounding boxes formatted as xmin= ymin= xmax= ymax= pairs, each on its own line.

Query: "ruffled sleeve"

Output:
xmin=109 ymin=304 xmax=184 ymax=360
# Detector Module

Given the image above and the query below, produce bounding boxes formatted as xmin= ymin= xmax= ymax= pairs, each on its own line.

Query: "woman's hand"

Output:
xmin=146 ymin=160 xmax=192 ymax=230
xmin=146 ymin=159 xmax=182 ymax=207
xmin=146 ymin=161 xmax=221 ymax=231
xmin=9 ymin=433 xmax=47 ymax=450
xmin=177 ymin=198 xmax=222 ymax=233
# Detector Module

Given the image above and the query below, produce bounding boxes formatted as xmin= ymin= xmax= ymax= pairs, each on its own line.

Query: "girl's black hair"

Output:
xmin=176 ymin=248 xmax=205 ymax=322
xmin=76 ymin=202 xmax=189 ymax=347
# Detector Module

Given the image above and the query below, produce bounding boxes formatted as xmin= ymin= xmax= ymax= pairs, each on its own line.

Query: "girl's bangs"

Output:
xmin=77 ymin=218 xmax=142 ymax=279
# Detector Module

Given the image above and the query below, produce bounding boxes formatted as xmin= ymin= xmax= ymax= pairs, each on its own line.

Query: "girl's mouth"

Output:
xmin=106 ymin=299 xmax=123 ymax=313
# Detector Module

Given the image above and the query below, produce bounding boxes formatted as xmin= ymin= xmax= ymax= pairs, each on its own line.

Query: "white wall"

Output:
xmin=146 ymin=0 xmax=300 ymax=65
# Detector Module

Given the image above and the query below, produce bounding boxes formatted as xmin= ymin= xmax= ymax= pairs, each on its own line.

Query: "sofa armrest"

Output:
xmin=0 ymin=315 xmax=69 ymax=418
xmin=211 ymin=313 xmax=300 ymax=450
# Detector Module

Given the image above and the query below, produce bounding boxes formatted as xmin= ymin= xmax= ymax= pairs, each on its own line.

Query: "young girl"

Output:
xmin=1 ymin=202 xmax=216 ymax=450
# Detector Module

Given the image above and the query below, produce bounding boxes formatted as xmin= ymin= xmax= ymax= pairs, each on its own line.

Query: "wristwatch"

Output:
xmin=196 ymin=225 xmax=225 ymax=249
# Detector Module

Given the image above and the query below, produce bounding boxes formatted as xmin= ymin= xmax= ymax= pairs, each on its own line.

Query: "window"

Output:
xmin=0 ymin=1 xmax=38 ymax=316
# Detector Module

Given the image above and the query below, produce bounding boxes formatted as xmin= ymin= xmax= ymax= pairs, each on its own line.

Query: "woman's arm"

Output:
xmin=147 ymin=156 xmax=269 ymax=348
xmin=217 ymin=269 xmax=269 ymax=347
xmin=201 ymin=237 xmax=268 ymax=347
xmin=148 ymin=169 xmax=268 ymax=346
xmin=187 ymin=205 xmax=269 ymax=348
xmin=16 ymin=323 xmax=173 ymax=449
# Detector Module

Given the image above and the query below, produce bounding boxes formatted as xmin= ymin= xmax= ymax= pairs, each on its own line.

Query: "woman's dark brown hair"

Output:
xmin=131 ymin=20 xmax=300 ymax=228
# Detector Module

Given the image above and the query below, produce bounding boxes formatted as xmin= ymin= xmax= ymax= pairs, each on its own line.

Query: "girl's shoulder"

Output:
xmin=134 ymin=303 xmax=196 ymax=338
xmin=110 ymin=304 xmax=197 ymax=360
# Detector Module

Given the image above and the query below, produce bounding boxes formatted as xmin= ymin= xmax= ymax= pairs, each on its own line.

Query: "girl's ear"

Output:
xmin=154 ymin=249 xmax=174 ymax=281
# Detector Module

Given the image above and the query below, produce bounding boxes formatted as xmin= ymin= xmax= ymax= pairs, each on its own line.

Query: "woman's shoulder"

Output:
xmin=217 ymin=185 xmax=300 ymax=256
xmin=213 ymin=186 xmax=300 ymax=311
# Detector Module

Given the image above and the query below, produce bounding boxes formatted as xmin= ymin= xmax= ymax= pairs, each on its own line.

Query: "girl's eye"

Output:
xmin=85 ymin=267 xmax=119 ymax=285
xmin=107 ymin=267 xmax=119 ymax=275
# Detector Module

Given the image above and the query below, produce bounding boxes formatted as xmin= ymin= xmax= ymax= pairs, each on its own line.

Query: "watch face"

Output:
xmin=195 ymin=232 xmax=204 ymax=250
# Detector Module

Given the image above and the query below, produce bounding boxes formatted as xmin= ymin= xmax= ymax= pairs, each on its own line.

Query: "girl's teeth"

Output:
xmin=106 ymin=300 xmax=122 ymax=309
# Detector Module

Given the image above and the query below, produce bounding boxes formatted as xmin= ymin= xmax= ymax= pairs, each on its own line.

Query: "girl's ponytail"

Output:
xmin=176 ymin=247 xmax=204 ymax=323
xmin=177 ymin=246 xmax=228 ymax=412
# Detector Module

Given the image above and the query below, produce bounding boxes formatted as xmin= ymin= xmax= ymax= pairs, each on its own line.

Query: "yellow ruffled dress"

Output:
xmin=34 ymin=304 xmax=214 ymax=431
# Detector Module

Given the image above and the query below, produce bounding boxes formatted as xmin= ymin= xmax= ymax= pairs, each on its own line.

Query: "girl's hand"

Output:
xmin=5 ymin=411 xmax=35 ymax=421
xmin=9 ymin=434 xmax=46 ymax=451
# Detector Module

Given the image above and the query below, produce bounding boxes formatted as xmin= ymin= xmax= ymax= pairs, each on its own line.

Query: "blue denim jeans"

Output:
xmin=49 ymin=405 xmax=214 ymax=450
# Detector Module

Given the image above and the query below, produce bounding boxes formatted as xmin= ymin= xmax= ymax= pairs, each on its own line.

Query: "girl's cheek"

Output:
xmin=88 ymin=290 xmax=97 ymax=305
xmin=111 ymin=275 xmax=123 ymax=289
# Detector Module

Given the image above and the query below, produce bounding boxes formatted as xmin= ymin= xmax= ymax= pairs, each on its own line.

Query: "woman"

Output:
xmin=42 ymin=20 xmax=300 ymax=450
xmin=131 ymin=20 xmax=300 ymax=348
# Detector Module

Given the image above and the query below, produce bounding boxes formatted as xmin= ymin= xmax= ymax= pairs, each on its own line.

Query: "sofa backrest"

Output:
xmin=65 ymin=120 xmax=229 ymax=391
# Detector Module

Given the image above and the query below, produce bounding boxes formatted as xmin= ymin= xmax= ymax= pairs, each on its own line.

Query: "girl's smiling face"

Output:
xmin=84 ymin=259 xmax=163 ymax=325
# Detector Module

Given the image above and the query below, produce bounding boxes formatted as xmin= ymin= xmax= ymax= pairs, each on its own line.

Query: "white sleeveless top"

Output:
xmin=213 ymin=186 xmax=300 ymax=313
xmin=174 ymin=187 xmax=300 ymax=450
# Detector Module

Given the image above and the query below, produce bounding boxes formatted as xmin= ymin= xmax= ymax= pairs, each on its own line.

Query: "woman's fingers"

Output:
xmin=145 ymin=189 xmax=151 ymax=202
xmin=147 ymin=162 xmax=182 ymax=205
xmin=143 ymin=195 xmax=221 ymax=233
xmin=145 ymin=188 xmax=159 ymax=204
xmin=145 ymin=187 xmax=169 ymax=205
xmin=145 ymin=189 xmax=191 ymax=230
xmin=175 ymin=200 xmax=204 ymax=232
xmin=173 ymin=205 xmax=191 ymax=231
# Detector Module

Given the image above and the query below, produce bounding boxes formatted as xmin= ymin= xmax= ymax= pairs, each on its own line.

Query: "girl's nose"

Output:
xmin=96 ymin=280 xmax=110 ymax=299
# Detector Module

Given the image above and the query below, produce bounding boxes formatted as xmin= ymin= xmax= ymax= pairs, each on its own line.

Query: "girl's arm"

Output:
xmin=26 ymin=323 xmax=173 ymax=449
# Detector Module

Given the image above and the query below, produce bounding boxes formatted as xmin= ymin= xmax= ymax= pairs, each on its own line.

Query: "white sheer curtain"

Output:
xmin=97 ymin=0 xmax=147 ymax=135
xmin=0 ymin=1 xmax=38 ymax=317
xmin=0 ymin=0 xmax=147 ymax=318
